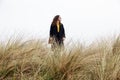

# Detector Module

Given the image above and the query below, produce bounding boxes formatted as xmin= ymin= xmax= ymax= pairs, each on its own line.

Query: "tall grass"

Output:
xmin=0 ymin=36 xmax=120 ymax=80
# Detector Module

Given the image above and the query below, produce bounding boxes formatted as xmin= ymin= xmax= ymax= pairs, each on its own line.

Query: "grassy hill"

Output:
xmin=0 ymin=36 xmax=120 ymax=80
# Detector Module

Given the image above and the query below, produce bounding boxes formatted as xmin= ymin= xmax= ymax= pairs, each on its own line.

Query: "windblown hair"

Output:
xmin=51 ymin=15 xmax=61 ymax=26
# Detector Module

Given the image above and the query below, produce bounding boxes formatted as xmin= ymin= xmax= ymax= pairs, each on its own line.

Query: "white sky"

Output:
xmin=0 ymin=0 xmax=120 ymax=43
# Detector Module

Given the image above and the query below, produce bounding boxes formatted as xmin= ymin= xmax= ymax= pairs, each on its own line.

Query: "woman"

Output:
xmin=49 ymin=15 xmax=65 ymax=49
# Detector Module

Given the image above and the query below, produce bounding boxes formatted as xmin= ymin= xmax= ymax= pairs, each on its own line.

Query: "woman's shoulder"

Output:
xmin=51 ymin=24 xmax=56 ymax=27
xmin=60 ymin=23 xmax=63 ymax=26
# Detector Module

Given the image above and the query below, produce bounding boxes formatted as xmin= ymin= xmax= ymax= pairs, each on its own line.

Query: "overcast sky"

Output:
xmin=0 ymin=0 xmax=120 ymax=43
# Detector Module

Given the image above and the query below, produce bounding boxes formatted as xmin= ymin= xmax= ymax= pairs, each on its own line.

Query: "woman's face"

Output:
xmin=58 ymin=16 xmax=61 ymax=22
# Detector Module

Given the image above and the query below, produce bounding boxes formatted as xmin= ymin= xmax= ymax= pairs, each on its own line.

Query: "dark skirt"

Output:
xmin=51 ymin=36 xmax=64 ymax=51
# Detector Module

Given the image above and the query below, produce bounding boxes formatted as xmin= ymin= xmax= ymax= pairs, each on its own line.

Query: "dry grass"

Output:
xmin=0 ymin=36 xmax=120 ymax=80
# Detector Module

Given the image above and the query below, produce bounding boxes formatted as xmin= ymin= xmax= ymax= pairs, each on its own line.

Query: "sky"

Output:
xmin=0 ymin=0 xmax=120 ymax=43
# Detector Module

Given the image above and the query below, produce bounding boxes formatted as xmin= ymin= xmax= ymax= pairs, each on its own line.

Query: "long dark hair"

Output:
xmin=51 ymin=15 xmax=61 ymax=26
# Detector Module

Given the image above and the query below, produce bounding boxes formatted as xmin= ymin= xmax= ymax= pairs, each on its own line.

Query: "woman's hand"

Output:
xmin=48 ymin=37 xmax=53 ymax=44
xmin=62 ymin=37 xmax=65 ymax=41
xmin=49 ymin=37 xmax=53 ymax=40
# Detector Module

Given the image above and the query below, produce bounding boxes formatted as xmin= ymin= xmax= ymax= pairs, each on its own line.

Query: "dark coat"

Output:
xmin=50 ymin=23 xmax=65 ymax=41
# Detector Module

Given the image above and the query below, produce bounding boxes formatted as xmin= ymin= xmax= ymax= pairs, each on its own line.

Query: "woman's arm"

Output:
xmin=62 ymin=24 xmax=65 ymax=38
xmin=50 ymin=25 xmax=53 ymax=37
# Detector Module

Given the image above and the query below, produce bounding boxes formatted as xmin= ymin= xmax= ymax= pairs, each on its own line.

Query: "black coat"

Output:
xmin=50 ymin=23 xmax=65 ymax=40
